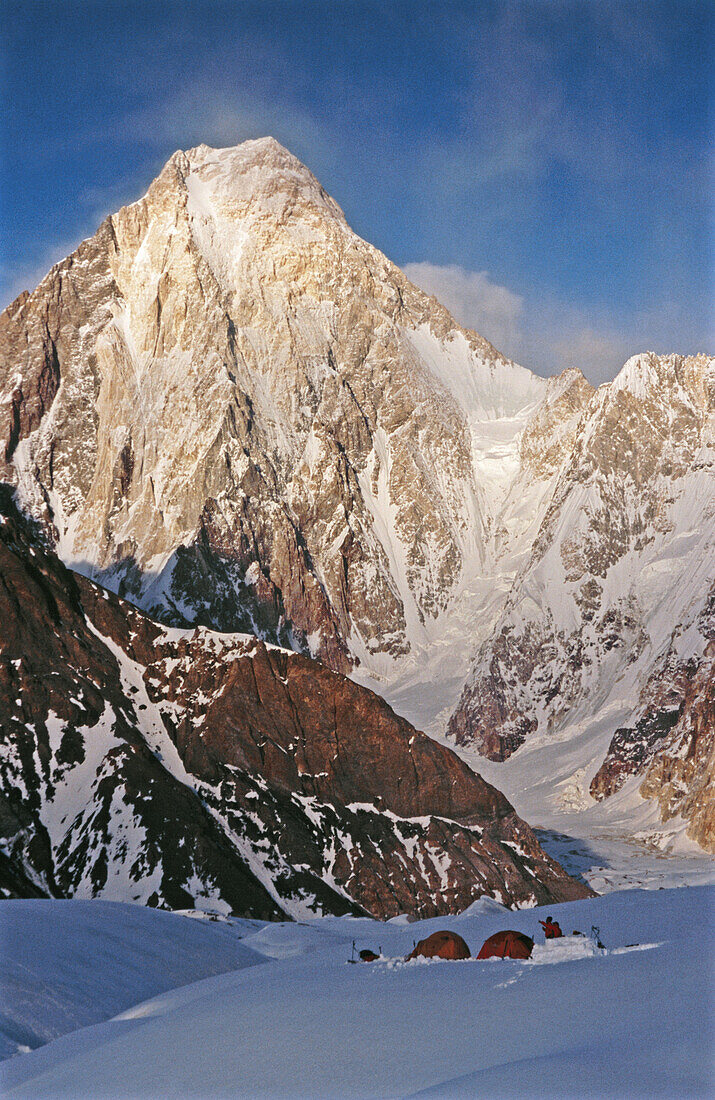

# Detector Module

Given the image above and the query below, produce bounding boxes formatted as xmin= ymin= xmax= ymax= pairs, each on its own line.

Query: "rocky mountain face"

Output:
xmin=1 ymin=138 xmax=712 ymax=856
xmin=0 ymin=138 xmax=547 ymax=680
xmin=0 ymin=492 xmax=590 ymax=915
xmin=590 ymin=594 xmax=714 ymax=851
xmin=638 ymin=651 xmax=714 ymax=851
xmin=449 ymin=352 xmax=714 ymax=849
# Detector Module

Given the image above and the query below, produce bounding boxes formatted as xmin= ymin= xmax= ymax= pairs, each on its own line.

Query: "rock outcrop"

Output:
xmin=590 ymin=591 xmax=714 ymax=851
xmin=0 ymin=492 xmax=591 ymax=915
xmin=638 ymin=655 xmax=714 ymax=852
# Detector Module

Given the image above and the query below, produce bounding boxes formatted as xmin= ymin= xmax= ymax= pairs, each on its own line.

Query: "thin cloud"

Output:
xmin=548 ymin=326 xmax=633 ymax=384
xmin=103 ymin=85 xmax=337 ymax=171
xmin=403 ymin=262 xmax=525 ymax=357
xmin=400 ymin=260 xmax=706 ymax=385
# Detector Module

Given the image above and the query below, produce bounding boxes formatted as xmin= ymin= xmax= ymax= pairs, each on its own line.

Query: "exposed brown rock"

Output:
xmin=0 ymin=490 xmax=592 ymax=918
xmin=639 ymin=657 xmax=714 ymax=852
xmin=519 ymin=368 xmax=593 ymax=479
xmin=589 ymin=593 xmax=714 ymax=853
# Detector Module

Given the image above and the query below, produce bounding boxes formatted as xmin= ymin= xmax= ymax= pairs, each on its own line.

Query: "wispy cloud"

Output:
xmin=401 ymin=261 xmax=711 ymax=385
xmin=122 ymin=86 xmax=335 ymax=165
xmin=77 ymin=80 xmax=338 ymax=178
xmin=548 ymin=326 xmax=632 ymax=384
xmin=403 ymin=263 xmax=525 ymax=355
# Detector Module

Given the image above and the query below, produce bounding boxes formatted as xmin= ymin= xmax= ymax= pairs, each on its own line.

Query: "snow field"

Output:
xmin=1 ymin=886 xmax=712 ymax=1098
xmin=0 ymin=900 xmax=264 ymax=1060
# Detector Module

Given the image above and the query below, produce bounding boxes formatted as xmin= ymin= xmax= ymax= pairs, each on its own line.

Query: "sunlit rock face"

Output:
xmin=0 ymin=138 xmax=547 ymax=677
xmin=590 ymin=599 xmax=714 ymax=853
xmin=637 ymin=653 xmax=714 ymax=853
xmin=0 ymin=493 xmax=591 ymax=916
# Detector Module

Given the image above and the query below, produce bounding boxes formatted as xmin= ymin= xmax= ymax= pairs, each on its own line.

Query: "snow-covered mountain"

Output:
xmin=0 ymin=137 xmax=545 ymax=678
xmin=449 ymin=352 xmax=714 ymax=850
xmin=0 ymin=139 xmax=712 ymax=856
xmin=0 ymin=492 xmax=589 ymax=916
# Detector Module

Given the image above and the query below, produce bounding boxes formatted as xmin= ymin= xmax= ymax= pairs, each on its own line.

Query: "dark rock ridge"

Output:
xmin=0 ymin=491 xmax=591 ymax=916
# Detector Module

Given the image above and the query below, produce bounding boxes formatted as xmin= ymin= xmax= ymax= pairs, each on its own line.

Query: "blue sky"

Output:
xmin=1 ymin=0 xmax=712 ymax=382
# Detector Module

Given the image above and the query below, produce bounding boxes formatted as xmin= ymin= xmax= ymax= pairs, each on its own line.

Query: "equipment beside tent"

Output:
xmin=359 ymin=949 xmax=379 ymax=962
xmin=476 ymin=930 xmax=534 ymax=960
xmin=407 ymin=930 xmax=471 ymax=961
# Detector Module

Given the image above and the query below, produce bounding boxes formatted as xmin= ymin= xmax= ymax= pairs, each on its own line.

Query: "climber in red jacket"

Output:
xmin=539 ymin=916 xmax=563 ymax=939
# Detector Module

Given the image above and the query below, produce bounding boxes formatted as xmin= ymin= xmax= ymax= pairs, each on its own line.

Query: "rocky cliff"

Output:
xmin=0 ymin=492 xmax=591 ymax=915
xmin=590 ymin=593 xmax=714 ymax=851
xmin=638 ymin=653 xmax=714 ymax=852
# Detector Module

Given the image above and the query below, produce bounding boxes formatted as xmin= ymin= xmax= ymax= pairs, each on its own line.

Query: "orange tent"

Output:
xmin=476 ymin=930 xmax=534 ymax=960
xmin=407 ymin=930 xmax=471 ymax=961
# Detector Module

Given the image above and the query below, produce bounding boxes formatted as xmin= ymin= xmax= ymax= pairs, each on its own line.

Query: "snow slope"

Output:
xmin=0 ymin=900 xmax=264 ymax=1059
xmin=1 ymin=887 xmax=712 ymax=1098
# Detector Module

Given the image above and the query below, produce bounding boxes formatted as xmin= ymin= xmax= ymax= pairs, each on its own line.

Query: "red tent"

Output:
xmin=407 ymin=930 xmax=471 ymax=961
xmin=476 ymin=930 xmax=534 ymax=960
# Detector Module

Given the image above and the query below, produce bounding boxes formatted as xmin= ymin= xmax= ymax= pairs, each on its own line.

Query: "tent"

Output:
xmin=407 ymin=930 xmax=471 ymax=961
xmin=476 ymin=930 xmax=534 ymax=960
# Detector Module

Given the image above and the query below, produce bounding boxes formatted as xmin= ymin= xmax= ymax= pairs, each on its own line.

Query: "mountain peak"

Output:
xmin=189 ymin=135 xmax=288 ymax=157
xmin=154 ymin=136 xmax=346 ymax=226
xmin=605 ymin=350 xmax=713 ymax=405
xmin=182 ymin=135 xmax=300 ymax=172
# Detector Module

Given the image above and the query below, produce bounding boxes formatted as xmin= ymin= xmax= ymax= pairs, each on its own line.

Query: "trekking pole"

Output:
xmin=351 ymin=940 xmax=356 ymax=962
